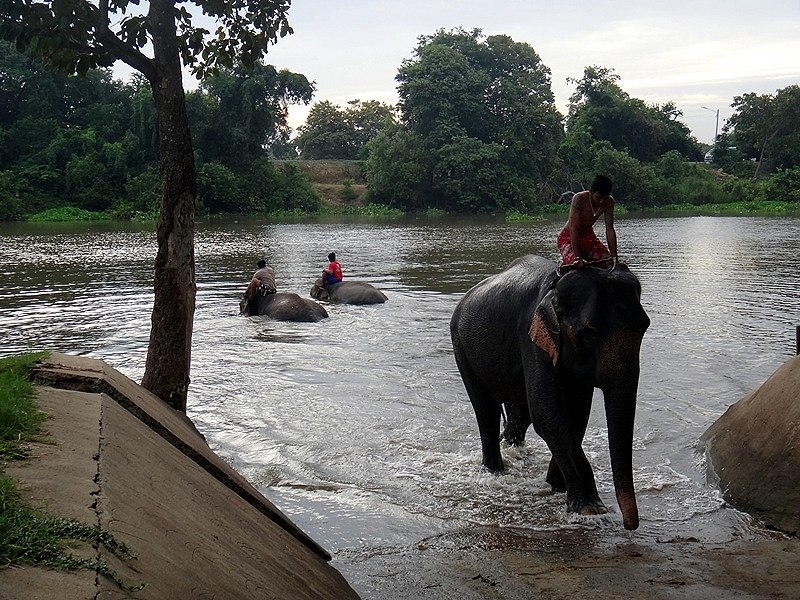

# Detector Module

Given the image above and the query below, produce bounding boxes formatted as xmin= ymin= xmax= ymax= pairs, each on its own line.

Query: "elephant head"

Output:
xmin=310 ymin=278 xmax=330 ymax=301
xmin=529 ymin=265 xmax=650 ymax=530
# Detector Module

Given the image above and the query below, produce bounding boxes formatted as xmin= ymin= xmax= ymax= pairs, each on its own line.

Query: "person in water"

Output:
xmin=243 ymin=259 xmax=277 ymax=300
xmin=322 ymin=252 xmax=343 ymax=287
xmin=557 ymin=174 xmax=618 ymax=268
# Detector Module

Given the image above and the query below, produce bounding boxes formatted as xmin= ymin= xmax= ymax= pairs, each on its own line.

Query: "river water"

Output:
xmin=1 ymin=215 xmax=798 ymax=587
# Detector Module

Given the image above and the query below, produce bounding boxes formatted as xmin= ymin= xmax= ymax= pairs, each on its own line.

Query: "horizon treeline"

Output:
xmin=2 ymin=29 xmax=799 ymax=221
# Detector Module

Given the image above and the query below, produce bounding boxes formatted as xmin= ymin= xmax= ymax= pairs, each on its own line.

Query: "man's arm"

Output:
xmin=568 ymin=193 xmax=585 ymax=265
xmin=604 ymin=199 xmax=618 ymax=258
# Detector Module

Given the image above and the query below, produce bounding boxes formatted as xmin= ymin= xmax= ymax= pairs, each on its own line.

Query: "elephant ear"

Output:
xmin=529 ymin=292 xmax=560 ymax=366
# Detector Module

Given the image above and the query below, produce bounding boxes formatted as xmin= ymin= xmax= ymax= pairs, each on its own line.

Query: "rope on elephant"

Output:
xmin=555 ymin=257 xmax=619 ymax=278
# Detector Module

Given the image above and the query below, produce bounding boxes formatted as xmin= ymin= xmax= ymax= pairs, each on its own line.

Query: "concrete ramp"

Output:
xmin=0 ymin=352 xmax=359 ymax=599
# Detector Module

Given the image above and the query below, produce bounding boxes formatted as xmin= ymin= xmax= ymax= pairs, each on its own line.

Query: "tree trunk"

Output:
xmin=754 ymin=129 xmax=778 ymax=180
xmin=139 ymin=0 xmax=197 ymax=412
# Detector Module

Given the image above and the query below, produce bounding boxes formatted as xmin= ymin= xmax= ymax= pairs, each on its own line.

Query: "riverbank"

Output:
xmin=335 ymin=525 xmax=798 ymax=600
xmin=0 ymin=352 xmax=358 ymax=599
xmin=4 ymin=354 xmax=799 ymax=599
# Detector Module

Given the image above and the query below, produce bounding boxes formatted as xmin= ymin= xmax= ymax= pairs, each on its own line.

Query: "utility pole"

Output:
xmin=702 ymin=106 xmax=720 ymax=146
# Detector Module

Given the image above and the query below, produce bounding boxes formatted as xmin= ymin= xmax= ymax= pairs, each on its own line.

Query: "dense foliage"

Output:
xmin=725 ymin=85 xmax=800 ymax=178
xmin=294 ymin=99 xmax=397 ymax=159
xmin=360 ymin=31 xmax=799 ymax=213
xmin=367 ymin=28 xmax=564 ymax=212
xmin=2 ymin=29 xmax=799 ymax=222
xmin=0 ymin=41 xmax=316 ymax=220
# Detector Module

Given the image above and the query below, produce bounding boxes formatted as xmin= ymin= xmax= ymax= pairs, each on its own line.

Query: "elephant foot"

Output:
xmin=567 ymin=495 xmax=608 ymax=516
xmin=482 ymin=454 xmax=505 ymax=473
xmin=500 ymin=428 xmax=526 ymax=447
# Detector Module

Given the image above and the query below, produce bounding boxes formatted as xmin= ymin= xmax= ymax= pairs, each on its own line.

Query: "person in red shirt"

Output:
xmin=322 ymin=252 xmax=343 ymax=286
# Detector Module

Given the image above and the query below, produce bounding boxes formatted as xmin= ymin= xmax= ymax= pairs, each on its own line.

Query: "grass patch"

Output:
xmin=0 ymin=474 xmax=143 ymax=590
xmin=0 ymin=352 xmax=48 ymax=460
xmin=28 ymin=207 xmax=111 ymax=222
xmin=0 ymin=352 xmax=144 ymax=591
xmin=651 ymin=200 xmax=800 ymax=215
xmin=505 ymin=203 xmax=572 ymax=221
xmin=348 ymin=203 xmax=404 ymax=217
xmin=314 ymin=202 xmax=405 ymax=218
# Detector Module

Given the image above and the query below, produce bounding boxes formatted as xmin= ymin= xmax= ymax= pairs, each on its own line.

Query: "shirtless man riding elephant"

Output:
xmin=557 ymin=175 xmax=619 ymax=269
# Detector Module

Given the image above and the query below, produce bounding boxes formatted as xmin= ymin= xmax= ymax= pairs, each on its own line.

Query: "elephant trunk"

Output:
xmin=604 ymin=385 xmax=639 ymax=530
xmin=601 ymin=364 xmax=641 ymax=531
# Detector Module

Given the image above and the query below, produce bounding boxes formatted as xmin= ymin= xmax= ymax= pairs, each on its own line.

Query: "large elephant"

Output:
xmin=240 ymin=292 xmax=328 ymax=322
xmin=310 ymin=280 xmax=387 ymax=305
xmin=450 ymin=255 xmax=650 ymax=530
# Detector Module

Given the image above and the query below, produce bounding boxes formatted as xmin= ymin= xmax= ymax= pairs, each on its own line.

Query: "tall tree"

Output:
xmin=566 ymin=66 xmax=700 ymax=163
xmin=388 ymin=28 xmax=563 ymax=211
xmin=295 ymin=99 xmax=397 ymax=159
xmin=727 ymin=85 xmax=800 ymax=177
xmin=1 ymin=0 xmax=293 ymax=410
xmin=190 ymin=62 xmax=313 ymax=167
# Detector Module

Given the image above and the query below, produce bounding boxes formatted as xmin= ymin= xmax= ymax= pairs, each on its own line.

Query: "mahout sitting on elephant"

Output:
xmin=310 ymin=279 xmax=387 ymax=305
xmin=240 ymin=292 xmax=328 ymax=322
xmin=450 ymin=255 xmax=650 ymax=530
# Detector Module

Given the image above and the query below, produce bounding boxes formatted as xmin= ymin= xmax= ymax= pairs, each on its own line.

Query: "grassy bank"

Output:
xmin=506 ymin=199 xmax=799 ymax=221
xmin=25 ymin=199 xmax=799 ymax=224
xmin=646 ymin=200 xmax=800 ymax=215
xmin=0 ymin=352 xmax=140 ymax=589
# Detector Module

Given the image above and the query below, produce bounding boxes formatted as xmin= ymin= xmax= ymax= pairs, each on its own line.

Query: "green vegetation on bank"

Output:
xmin=0 ymin=352 xmax=48 ymax=459
xmin=0 ymin=352 xmax=143 ymax=590
xmin=650 ymin=200 xmax=800 ymax=215
xmin=27 ymin=207 xmax=111 ymax=222
xmin=2 ymin=31 xmax=799 ymax=223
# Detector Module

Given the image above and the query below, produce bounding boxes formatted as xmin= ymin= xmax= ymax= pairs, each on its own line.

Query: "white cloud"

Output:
xmin=114 ymin=0 xmax=800 ymax=144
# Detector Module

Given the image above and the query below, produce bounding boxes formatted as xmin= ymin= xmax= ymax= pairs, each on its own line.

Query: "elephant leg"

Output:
xmin=472 ymin=396 xmax=504 ymax=472
xmin=546 ymin=380 xmax=593 ymax=493
xmin=454 ymin=349 xmax=505 ymax=472
xmin=562 ymin=381 xmax=607 ymax=515
xmin=502 ymin=398 xmax=531 ymax=446
xmin=546 ymin=458 xmax=565 ymax=492
xmin=532 ymin=378 xmax=606 ymax=515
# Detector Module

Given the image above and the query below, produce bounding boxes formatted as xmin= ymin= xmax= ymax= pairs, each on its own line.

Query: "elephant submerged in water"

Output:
xmin=240 ymin=292 xmax=328 ymax=322
xmin=450 ymin=255 xmax=650 ymax=530
xmin=310 ymin=279 xmax=387 ymax=305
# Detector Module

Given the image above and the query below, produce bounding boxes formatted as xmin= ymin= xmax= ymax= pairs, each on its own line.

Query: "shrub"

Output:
xmin=338 ymin=178 xmax=358 ymax=203
xmin=28 ymin=207 xmax=110 ymax=221
xmin=762 ymin=167 xmax=800 ymax=203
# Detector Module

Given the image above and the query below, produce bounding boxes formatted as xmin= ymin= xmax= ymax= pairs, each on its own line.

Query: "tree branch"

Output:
xmin=96 ymin=0 xmax=156 ymax=81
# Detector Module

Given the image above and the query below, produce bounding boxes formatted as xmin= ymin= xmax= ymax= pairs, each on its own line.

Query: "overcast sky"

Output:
xmin=247 ymin=0 xmax=799 ymax=144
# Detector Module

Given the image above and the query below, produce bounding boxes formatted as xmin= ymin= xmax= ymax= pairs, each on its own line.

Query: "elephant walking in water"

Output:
xmin=310 ymin=280 xmax=387 ymax=305
xmin=450 ymin=255 xmax=650 ymax=530
xmin=240 ymin=292 xmax=328 ymax=322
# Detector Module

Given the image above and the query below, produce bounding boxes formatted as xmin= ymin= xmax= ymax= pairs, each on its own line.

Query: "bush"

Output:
xmin=196 ymin=161 xmax=243 ymax=214
xmin=338 ymin=178 xmax=358 ymax=203
xmin=762 ymin=167 xmax=800 ymax=203
xmin=272 ymin=164 xmax=321 ymax=213
xmin=28 ymin=207 xmax=110 ymax=221
xmin=722 ymin=177 xmax=766 ymax=204
xmin=591 ymin=146 xmax=666 ymax=207
xmin=122 ymin=167 xmax=161 ymax=219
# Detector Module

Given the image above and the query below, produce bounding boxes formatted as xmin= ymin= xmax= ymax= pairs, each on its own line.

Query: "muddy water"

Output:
xmin=1 ymin=214 xmax=798 ymax=584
